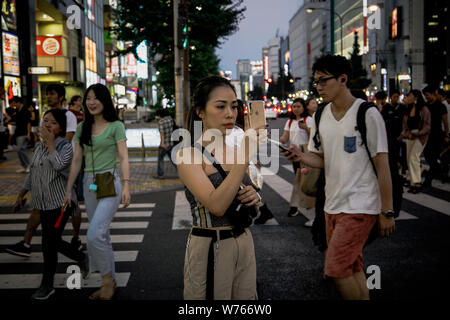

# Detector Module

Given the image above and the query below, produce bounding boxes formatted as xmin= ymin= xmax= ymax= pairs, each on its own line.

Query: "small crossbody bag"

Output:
xmin=90 ymin=144 xmax=117 ymax=199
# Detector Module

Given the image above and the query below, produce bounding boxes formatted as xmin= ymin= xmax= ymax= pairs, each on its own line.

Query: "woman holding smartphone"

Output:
xmin=177 ymin=75 xmax=265 ymax=300
xmin=280 ymin=98 xmax=314 ymax=217
xmin=63 ymin=83 xmax=130 ymax=300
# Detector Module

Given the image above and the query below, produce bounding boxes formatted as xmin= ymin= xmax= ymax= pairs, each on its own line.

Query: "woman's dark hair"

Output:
xmin=305 ymin=98 xmax=318 ymax=115
xmin=406 ymin=89 xmax=426 ymax=114
xmin=187 ymin=75 xmax=237 ymax=144
xmin=80 ymin=84 xmax=118 ymax=147
xmin=312 ymin=54 xmax=353 ymax=88
xmin=290 ymin=98 xmax=308 ymax=119
xmin=43 ymin=109 xmax=67 ymax=138
xmin=235 ymin=99 xmax=245 ymax=129
xmin=69 ymin=95 xmax=82 ymax=106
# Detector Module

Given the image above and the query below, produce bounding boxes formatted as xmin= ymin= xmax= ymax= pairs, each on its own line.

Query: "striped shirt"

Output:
xmin=158 ymin=116 xmax=175 ymax=147
xmin=24 ymin=137 xmax=73 ymax=211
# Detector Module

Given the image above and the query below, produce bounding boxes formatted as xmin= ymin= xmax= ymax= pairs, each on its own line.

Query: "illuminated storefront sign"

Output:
xmin=137 ymin=40 xmax=148 ymax=79
xmin=85 ymin=37 xmax=97 ymax=72
xmin=36 ymin=36 xmax=62 ymax=56
xmin=2 ymin=32 xmax=19 ymax=76
xmin=1 ymin=0 xmax=17 ymax=32
xmin=28 ymin=67 xmax=52 ymax=74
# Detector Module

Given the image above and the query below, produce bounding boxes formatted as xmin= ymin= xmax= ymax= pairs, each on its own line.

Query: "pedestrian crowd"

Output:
xmin=1 ymin=53 xmax=449 ymax=301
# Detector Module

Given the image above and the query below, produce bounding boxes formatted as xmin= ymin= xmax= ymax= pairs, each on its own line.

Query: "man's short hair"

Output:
xmin=46 ymin=83 xmax=66 ymax=98
xmin=422 ymin=85 xmax=436 ymax=95
xmin=156 ymin=108 xmax=168 ymax=117
xmin=375 ymin=91 xmax=388 ymax=100
xmin=390 ymin=89 xmax=400 ymax=96
xmin=312 ymin=54 xmax=352 ymax=88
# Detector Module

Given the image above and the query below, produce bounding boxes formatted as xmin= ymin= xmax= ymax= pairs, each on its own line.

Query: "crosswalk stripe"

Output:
xmin=0 ymin=251 xmax=138 ymax=264
xmin=172 ymin=191 xmax=192 ymax=230
xmin=282 ymin=164 xmax=294 ymax=173
xmin=0 ymin=272 xmax=130 ymax=289
xmin=79 ymin=203 xmax=155 ymax=210
xmin=431 ymin=181 xmax=450 ymax=193
xmin=0 ymin=221 xmax=149 ymax=231
xmin=261 ymin=167 xmax=292 ymax=203
xmin=403 ymin=191 xmax=450 ymax=216
xmin=0 ymin=211 xmax=152 ymax=220
xmin=0 ymin=235 xmax=144 ymax=246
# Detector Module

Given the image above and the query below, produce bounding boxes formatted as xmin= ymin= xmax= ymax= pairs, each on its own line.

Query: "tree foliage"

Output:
xmin=110 ymin=0 xmax=245 ymax=98
xmin=348 ymin=31 xmax=371 ymax=90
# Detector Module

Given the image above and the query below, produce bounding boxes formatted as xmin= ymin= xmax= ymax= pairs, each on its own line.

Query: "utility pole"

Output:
xmin=173 ymin=0 xmax=183 ymax=127
xmin=181 ymin=0 xmax=190 ymax=126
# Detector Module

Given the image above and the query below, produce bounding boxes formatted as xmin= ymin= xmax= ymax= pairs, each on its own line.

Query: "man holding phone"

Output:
xmin=283 ymin=55 xmax=395 ymax=300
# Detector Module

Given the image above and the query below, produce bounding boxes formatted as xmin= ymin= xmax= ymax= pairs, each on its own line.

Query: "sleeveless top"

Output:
xmin=184 ymin=171 xmax=253 ymax=228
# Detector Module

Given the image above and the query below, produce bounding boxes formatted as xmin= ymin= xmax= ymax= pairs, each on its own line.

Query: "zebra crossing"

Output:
xmin=0 ymin=203 xmax=154 ymax=290
xmin=0 ymin=166 xmax=448 ymax=292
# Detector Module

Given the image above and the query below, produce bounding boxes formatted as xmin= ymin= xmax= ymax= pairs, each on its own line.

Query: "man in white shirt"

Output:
xmin=284 ymin=55 xmax=395 ymax=300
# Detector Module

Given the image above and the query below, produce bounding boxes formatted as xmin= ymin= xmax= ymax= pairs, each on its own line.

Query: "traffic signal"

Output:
xmin=178 ymin=16 xmax=188 ymax=49
xmin=267 ymin=78 xmax=273 ymax=84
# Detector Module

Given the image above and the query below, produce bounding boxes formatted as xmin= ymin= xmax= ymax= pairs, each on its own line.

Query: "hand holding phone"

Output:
xmin=247 ymin=101 xmax=266 ymax=129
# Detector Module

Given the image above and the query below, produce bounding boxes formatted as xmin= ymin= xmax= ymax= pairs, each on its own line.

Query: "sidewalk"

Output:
xmin=0 ymin=146 xmax=182 ymax=207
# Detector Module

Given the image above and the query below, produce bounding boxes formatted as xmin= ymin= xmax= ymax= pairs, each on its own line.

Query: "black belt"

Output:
xmin=191 ymin=228 xmax=236 ymax=241
xmin=191 ymin=227 xmax=244 ymax=300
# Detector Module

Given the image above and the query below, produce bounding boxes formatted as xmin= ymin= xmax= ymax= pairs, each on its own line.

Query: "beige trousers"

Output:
xmin=406 ymin=139 xmax=426 ymax=184
xmin=183 ymin=227 xmax=257 ymax=300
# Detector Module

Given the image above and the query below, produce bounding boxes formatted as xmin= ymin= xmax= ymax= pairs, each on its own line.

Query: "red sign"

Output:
xmin=392 ymin=8 xmax=398 ymax=39
xmin=36 ymin=36 xmax=62 ymax=56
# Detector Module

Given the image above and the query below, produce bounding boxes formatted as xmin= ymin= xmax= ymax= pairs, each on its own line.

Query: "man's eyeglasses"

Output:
xmin=312 ymin=76 xmax=337 ymax=87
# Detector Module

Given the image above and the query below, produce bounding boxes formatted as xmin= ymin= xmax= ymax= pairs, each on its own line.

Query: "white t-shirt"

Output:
xmin=284 ymin=117 xmax=312 ymax=147
xmin=307 ymin=98 xmax=388 ymax=215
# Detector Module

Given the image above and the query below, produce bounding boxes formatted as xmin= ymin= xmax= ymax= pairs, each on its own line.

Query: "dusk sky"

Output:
xmin=216 ymin=0 xmax=304 ymax=79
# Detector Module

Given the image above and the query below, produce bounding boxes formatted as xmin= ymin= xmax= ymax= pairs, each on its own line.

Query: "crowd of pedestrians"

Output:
xmin=0 ymin=52 xmax=449 ymax=301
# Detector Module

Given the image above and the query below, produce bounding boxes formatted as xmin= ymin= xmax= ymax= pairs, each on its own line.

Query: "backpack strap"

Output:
xmin=356 ymin=101 xmax=377 ymax=176
xmin=288 ymin=119 xmax=293 ymax=128
xmin=312 ymin=104 xmax=326 ymax=150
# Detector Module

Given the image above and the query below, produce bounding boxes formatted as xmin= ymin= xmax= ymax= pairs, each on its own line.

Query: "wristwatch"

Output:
xmin=381 ymin=210 xmax=396 ymax=219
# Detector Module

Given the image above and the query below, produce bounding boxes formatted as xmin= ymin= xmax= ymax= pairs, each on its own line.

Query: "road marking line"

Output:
xmin=0 ymin=211 xmax=152 ymax=220
xmin=78 ymin=203 xmax=155 ymax=209
xmin=0 ymin=221 xmax=149 ymax=231
xmin=172 ymin=191 xmax=192 ymax=230
xmin=0 ymin=272 xmax=130 ymax=289
xmin=403 ymin=191 xmax=450 ymax=216
xmin=0 ymin=251 xmax=138 ymax=264
xmin=0 ymin=235 xmax=144 ymax=245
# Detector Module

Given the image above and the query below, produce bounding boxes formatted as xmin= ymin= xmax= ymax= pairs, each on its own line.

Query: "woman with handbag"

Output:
xmin=14 ymin=109 xmax=87 ymax=300
xmin=63 ymin=83 xmax=131 ymax=300
xmin=177 ymin=76 xmax=266 ymax=300
xmin=280 ymin=98 xmax=315 ymax=219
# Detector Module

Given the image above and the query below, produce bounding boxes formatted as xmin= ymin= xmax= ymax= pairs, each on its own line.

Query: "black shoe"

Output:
xmin=4 ymin=240 xmax=31 ymax=258
xmin=71 ymin=237 xmax=83 ymax=251
xmin=78 ymin=254 xmax=90 ymax=279
xmin=407 ymin=186 xmax=420 ymax=194
xmin=153 ymin=175 xmax=165 ymax=180
xmin=31 ymin=286 xmax=55 ymax=300
xmin=287 ymin=207 xmax=299 ymax=217
xmin=254 ymin=205 xmax=274 ymax=225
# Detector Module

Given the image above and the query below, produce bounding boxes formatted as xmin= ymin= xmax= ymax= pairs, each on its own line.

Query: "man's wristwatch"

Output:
xmin=381 ymin=210 xmax=396 ymax=219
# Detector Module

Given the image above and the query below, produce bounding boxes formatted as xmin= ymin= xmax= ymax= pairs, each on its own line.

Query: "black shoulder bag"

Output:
xmin=198 ymin=144 xmax=258 ymax=236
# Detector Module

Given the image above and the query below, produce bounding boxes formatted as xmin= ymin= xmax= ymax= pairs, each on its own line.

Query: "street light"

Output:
xmin=306 ymin=5 xmax=380 ymax=56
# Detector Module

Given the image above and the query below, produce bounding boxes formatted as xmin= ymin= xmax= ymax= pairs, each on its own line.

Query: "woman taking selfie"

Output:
xmin=63 ymin=83 xmax=130 ymax=300
xmin=14 ymin=109 xmax=87 ymax=300
xmin=177 ymin=75 xmax=266 ymax=300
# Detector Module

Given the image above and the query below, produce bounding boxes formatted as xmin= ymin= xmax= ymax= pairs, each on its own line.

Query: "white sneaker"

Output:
xmin=5 ymin=145 xmax=14 ymax=152
xmin=26 ymin=167 xmax=30 ymax=173
xmin=16 ymin=168 xmax=26 ymax=173
xmin=304 ymin=219 xmax=314 ymax=227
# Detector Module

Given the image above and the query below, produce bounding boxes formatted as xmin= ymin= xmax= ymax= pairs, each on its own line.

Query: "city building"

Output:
xmin=289 ymin=0 xmax=330 ymax=91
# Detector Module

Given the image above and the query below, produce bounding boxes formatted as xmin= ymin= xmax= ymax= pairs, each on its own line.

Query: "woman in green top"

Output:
xmin=63 ymin=83 xmax=130 ymax=300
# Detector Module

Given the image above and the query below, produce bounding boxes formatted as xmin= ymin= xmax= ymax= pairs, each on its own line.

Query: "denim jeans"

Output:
xmin=16 ymin=135 xmax=30 ymax=169
xmin=157 ymin=145 xmax=177 ymax=177
xmin=83 ymin=169 xmax=122 ymax=277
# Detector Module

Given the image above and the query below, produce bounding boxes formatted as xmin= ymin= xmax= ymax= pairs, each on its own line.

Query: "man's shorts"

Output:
xmin=324 ymin=212 xmax=377 ymax=279
xmin=7 ymin=125 xmax=15 ymax=135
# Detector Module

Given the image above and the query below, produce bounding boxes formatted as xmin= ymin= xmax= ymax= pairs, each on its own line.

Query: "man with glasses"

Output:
xmin=284 ymin=55 xmax=395 ymax=300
